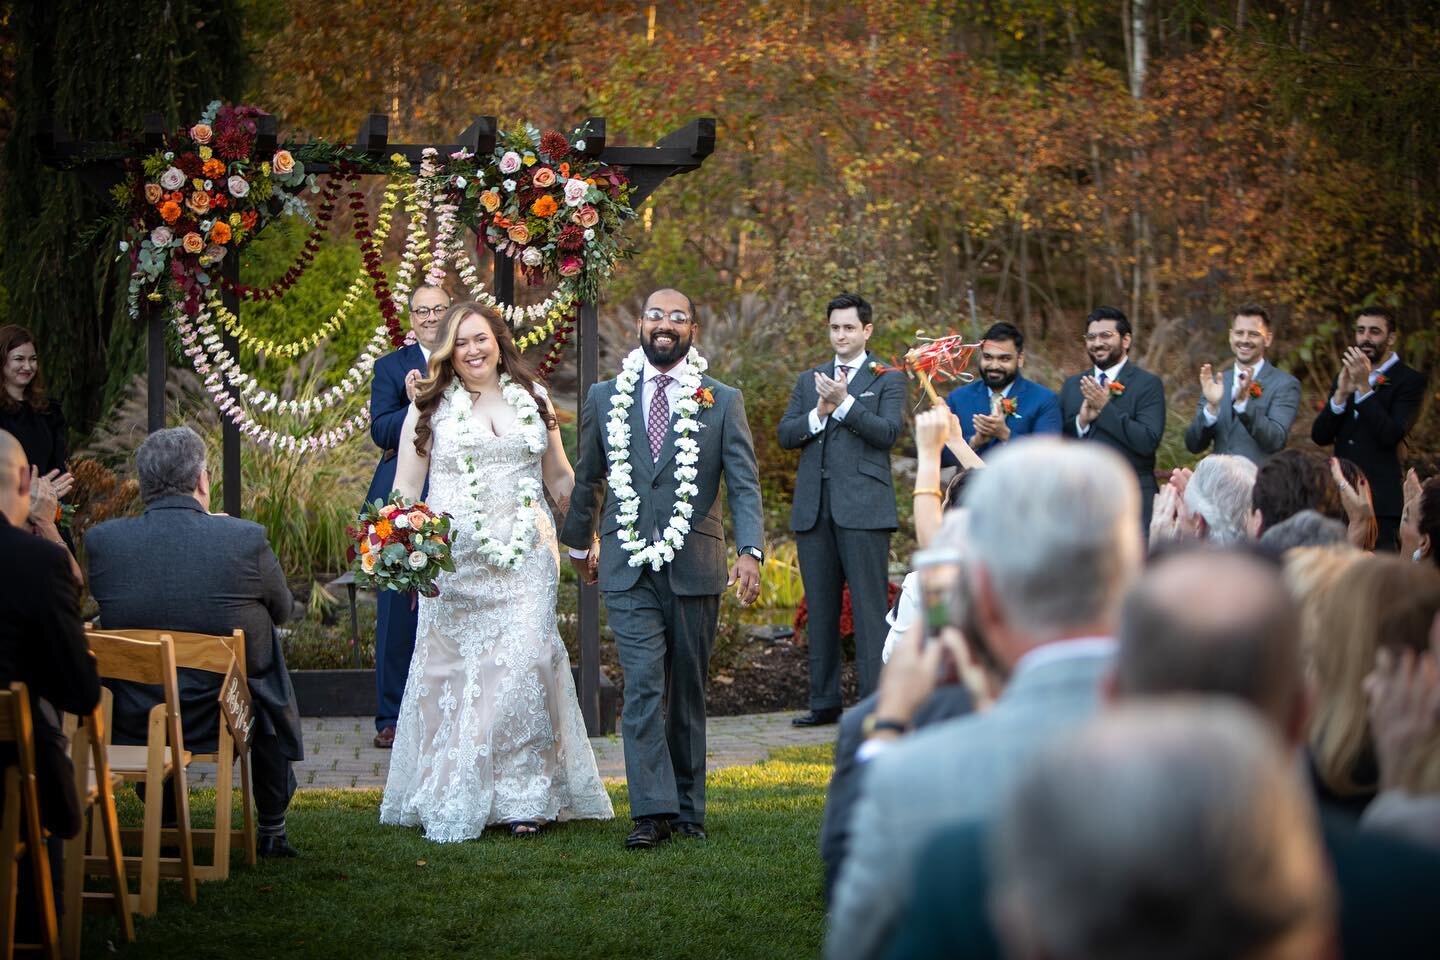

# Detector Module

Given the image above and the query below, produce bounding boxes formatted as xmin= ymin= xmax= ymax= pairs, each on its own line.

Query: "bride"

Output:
xmin=379 ymin=299 xmax=613 ymax=840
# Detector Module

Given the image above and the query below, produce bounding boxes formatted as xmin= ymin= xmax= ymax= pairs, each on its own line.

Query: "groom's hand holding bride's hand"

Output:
xmin=569 ymin=541 xmax=599 ymax=585
xmin=729 ymin=554 xmax=761 ymax=606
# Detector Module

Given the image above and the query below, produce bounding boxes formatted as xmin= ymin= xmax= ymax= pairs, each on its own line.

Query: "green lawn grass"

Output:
xmin=82 ymin=745 xmax=833 ymax=959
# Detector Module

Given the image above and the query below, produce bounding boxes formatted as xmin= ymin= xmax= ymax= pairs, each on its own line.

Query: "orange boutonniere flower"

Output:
xmin=1107 ymin=380 xmax=1126 ymax=395
xmin=1248 ymin=380 xmax=1263 ymax=399
xmin=1001 ymin=397 xmax=1020 ymax=417
xmin=694 ymin=386 xmax=715 ymax=409
xmin=1374 ymin=374 xmax=1389 ymax=388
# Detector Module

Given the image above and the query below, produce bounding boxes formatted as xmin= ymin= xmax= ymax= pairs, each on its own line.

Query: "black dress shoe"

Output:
xmin=625 ymin=817 xmax=672 ymax=850
xmin=792 ymin=708 xmax=841 ymax=727
xmin=673 ymin=822 xmax=707 ymax=841
xmin=257 ymin=834 xmax=300 ymax=858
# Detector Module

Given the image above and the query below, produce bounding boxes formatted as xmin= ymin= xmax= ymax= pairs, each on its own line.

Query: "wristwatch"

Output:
xmin=740 ymin=546 xmax=764 ymax=563
xmin=861 ymin=714 xmax=909 ymax=739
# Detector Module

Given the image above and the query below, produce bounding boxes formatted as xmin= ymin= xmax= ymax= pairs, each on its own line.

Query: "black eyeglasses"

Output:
xmin=412 ymin=305 xmax=451 ymax=319
xmin=642 ymin=307 xmax=694 ymax=326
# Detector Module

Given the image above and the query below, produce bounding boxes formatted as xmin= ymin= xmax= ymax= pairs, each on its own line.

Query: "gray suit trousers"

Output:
xmin=604 ymin=570 xmax=719 ymax=824
xmin=797 ymin=482 xmax=891 ymax=708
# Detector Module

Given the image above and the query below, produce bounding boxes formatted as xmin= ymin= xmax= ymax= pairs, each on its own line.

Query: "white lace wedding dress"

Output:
xmin=379 ymin=389 xmax=613 ymax=841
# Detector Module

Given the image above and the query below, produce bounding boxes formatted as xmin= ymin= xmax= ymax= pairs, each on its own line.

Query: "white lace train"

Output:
xmin=379 ymin=393 xmax=613 ymax=841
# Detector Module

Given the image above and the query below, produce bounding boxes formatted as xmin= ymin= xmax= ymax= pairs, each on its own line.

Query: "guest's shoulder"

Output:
xmin=869 ymin=710 xmax=983 ymax=790
xmin=1125 ymin=363 xmax=1164 ymax=387
xmin=199 ymin=511 xmax=269 ymax=543
xmin=83 ymin=513 xmax=140 ymax=548
xmin=1020 ymin=376 xmax=1059 ymax=399
xmin=0 ymin=520 xmax=68 ymax=572
xmin=374 ymin=343 xmax=418 ymax=373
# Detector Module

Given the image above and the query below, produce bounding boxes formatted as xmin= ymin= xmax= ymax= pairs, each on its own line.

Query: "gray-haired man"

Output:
xmin=86 ymin=426 xmax=304 ymax=857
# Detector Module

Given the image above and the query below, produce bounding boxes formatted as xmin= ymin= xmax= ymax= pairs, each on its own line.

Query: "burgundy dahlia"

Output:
xmin=539 ymin=130 xmax=571 ymax=161
xmin=556 ymin=224 xmax=585 ymax=252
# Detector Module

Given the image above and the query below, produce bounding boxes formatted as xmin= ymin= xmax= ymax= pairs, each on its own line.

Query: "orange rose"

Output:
xmin=272 ymin=150 xmax=295 ymax=175
xmin=159 ymin=200 xmax=182 ymax=223
xmin=530 ymin=195 xmax=559 ymax=218
xmin=202 ymin=158 xmax=226 ymax=179
xmin=479 ymin=190 xmax=501 ymax=212
xmin=531 ymin=166 xmax=557 ymax=188
xmin=190 ymin=123 xmax=213 ymax=145
xmin=210 ymin=221 xmax=232 ymax=244
xmin=507 ymin=224 xmax=531 ymax=244
xmin=144 ymin=183 xmax=163 ymax=204
xmin=361 ymin=552 xmax=378 ymax=573
xmin=182 ymin=232 xmax=204 ymax=254
xmin=186 ymin=190 xmax=211 ymax=215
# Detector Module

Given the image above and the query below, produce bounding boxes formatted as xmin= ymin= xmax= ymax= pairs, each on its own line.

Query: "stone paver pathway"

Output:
xmin=184 ymin=711 xmax=835 ymax=790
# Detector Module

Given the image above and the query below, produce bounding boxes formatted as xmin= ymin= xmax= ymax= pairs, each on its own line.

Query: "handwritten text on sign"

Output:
xmin=218 ymin=659 xmax=254 ymax=756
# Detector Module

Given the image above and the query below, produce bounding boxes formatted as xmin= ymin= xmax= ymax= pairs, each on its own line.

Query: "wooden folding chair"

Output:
xmin=0 ymin=682 xmax=60 ymax=960
xmin=85 ymin=628 xmax=255 ymax=881
xmin=61 ymin=689 xmax=134 ymax=958
xmin=83 ymin=633 xmax=195 ymax=918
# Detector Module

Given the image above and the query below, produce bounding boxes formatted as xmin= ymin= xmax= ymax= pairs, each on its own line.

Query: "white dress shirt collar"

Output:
xmin=1236 ymin=357 xmax=1265 ymax=378
xmin=1092 ymin=357 xmax=1128 ymax=381
xmin=1372 ymin=352 xmax=1399 ymax=381
xmin=644 ymin=357 xmax=691 ymax=383
xmin=833 ymin=352 xmax=868 ymax=377
xmin=418 ymin=343 xmax=432 ymax=365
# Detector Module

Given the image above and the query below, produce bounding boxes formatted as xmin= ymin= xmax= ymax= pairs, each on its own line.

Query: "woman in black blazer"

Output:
xmin=0 ymin=324 xmax=67 ymax=476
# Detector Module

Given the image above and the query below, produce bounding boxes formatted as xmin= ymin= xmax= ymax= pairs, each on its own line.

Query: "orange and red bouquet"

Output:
xmin=347 ymin=494 xmax=455 ymax=597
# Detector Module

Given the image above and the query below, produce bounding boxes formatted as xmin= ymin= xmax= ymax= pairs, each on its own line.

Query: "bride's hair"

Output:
xmin=411 ymin=301 xmax=556 ymax=458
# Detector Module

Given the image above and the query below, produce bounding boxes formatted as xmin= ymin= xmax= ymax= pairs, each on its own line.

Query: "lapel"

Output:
xmin=844 ymin=355 xmax=879 ymax=401
xmin=653 ymin=376 xmax=716 ymax=475
xmin=627 ymin=380 xmax=654 ymax=483
xmin=403 ymin=342 xmax=427 ymax=376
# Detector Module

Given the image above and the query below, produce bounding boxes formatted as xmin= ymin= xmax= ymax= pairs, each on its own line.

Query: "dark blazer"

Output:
xmin=0 ymin=515 xmax=100 ymax=837
xmin=1060 ymin=361 xmax=1166 ymax=518
xmin=0 ymin=400 xmax=68 ymax=477
xmin=942 ymin=374 xmax=1061 ymax=461
xmin=1310 ymin=359 xmax=1426 ymax=518
xmin=561 ymin=374 xmax=764 ymax=597
xmin=886 ymin=810 xmax=1440 ymax=960
xmin=365 ymin=343 xmax=429 ymax=507
xmin=777 ymin=358 xmax=906 ymax=532
xmin=85 ymin=497 xmax=303 ymax=760
xmin=1183 ymin=361 xmax=1301 ymax=464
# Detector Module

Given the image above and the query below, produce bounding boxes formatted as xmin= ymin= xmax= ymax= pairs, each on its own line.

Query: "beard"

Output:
xmin=1088 ymin=345 xmax=1122 ymax=369
xmin=641 ymin=328 xmax=693 ymax=367
xmin=1357 ymin=340 xmax=1385 ymax=360
xmin=982 ymin=367 xmax=1017 ymax=390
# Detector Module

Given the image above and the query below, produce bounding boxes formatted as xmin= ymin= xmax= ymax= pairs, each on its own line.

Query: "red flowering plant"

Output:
xmin=347 ymin=494 xmax=455 ymax=597
xmin=435 ymin=124 xmax=636 ymax=304
xmin=793 ymin=581 xmax=903 ymax=640
xmin=116 ymin=101 xmax=318 ymax=319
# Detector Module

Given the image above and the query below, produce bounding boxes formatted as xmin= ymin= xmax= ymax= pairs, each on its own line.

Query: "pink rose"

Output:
xmin=406 ymin=510 xmax=429 ymax=530
xmin=204 ymin=244 xmax=227 ymax=262
xmin=159 ymin=166 xmax=186 ymax=191
xmin=498 ymin=151 xmax=522 ymax=175
xmin=144 ymin=183 xmax=164 ymax=204
xmin=227 ymin=175 xmax=250 ymax=198
xmin=531 ymin=166 xmax=557 ymax=188
xmin=190 ymin=123 xmax=213 ymax=145
xmin=574 ymin=205 xmax=600 ymax=228
xmin=272 ymin=150 xmax=295 ymax=175
xmin=559 ymin=256 xmax=582 ymax=277
xmin=563 ymin=178 xmax=589 ymax=207
xmin=150 ymin=226 xmax=174 ymax=247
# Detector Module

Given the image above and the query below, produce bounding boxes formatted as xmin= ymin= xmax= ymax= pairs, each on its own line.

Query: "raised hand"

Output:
xmin=405 ymin=368 xmax=423 ymax=403
xmin=1365 ymin=641 xmax=1440 ymax=791
xmin=914 ymin=407 xmax=953 ymax=460
xmin=1233 ymin=366 xmax=1254 ymax=405
xmin=1344 ymin=346 xmax=1374 ymax=387
xmin=1330 ymin=458 xmax=1377 ymax=550
xmin=27 ymin=466 xmax=59 ymax=529
xmin=1078 ymin=375 xmax=1110 ymax=424
xmin=972 ymin=413 xmax=1010 ymax=443
xmin=1400 ymin=468 xmax=1425 ymax=559
xmin=1198 ymin=363 xmax=1224 ymax=411
xmin=814 ymin=370 xmax=847 ymax=417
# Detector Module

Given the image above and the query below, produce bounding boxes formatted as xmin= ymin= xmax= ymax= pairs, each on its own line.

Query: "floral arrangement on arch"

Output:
xmin=115 ymin=102 xmax=316 ymax=319
xmin=429 ymin=124 xmax=635 ymax=304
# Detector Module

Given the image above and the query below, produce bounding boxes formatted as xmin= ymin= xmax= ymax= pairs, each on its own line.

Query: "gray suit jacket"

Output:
xmin=560 ymin=373 xmax=764 ymax=596
xmin=825 ymin=648 xmax=1114 ymax=960
xmin=85 ymin=496 xmax=303 ymax=759
xmin=777 ymin=359 xmax=906 ymax=532
xmin=1183 ymin=361 xmax=1301 ymax=464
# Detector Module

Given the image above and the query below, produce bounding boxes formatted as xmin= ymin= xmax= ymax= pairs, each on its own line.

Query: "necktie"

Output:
xmin=1097 ymin=371 xmax=1109 ymax=387
xmin=990 ymin=391 xmax=1004 ymax=416
xmin=837 ymin=365 xmax=851 ymax=382
xmin=648 ymin=374 xmax=672 ymax=461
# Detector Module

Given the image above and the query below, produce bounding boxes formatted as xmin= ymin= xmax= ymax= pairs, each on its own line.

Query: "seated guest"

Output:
xmin=992 ymin=703 xmax=1335 ymax=960
xmin=1261 ymin=509 xmax=1350 ymax=553
xmin=826 ymin=438 xmax=1144 ymax=960
xmin=891 ymin=547 xmax=1440 ymax=960
xmin=85 ymin=426 xmax=304 ymax=857
xmin=1399 ymin=470 xmax=1439 ymax=566
xmin=1249 ymin=448 xmax=1343 ymax=537
xmin=1151 ymin=454 xmax=1257 ymax=544
xmin=0 ymin=430 xmax=100 ymax=935
xmin=941 ymin=322 xmax=1060 ymax=464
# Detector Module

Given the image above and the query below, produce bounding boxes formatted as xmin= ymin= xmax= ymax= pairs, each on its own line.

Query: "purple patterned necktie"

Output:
xmin=648 ymin=374 xmax=673 ymax=461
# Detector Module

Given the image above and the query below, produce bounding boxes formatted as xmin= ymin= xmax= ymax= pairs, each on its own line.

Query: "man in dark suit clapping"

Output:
xmin=779 ymin=293 xmax=906 ymax=726
xmin=1311 ymin=306 xmax=1427 ymax=551
xmin=365 ymin=284 xmax=449 ymax=748
xmin=1061 ymin=306 xmax=1166 ymax=533
xmin=86 ymin=427 xmax=303 ymax=857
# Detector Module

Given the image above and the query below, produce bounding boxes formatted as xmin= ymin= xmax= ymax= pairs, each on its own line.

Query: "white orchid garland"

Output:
xmin=450 ymin=375 xmax=549 ymax=569
xmin=605 ymin=347 xmax=707 ymax=571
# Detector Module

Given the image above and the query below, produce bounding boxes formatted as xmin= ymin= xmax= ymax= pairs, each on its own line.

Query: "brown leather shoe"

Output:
xmin=373 ymin=726 xmax=396 ymax=749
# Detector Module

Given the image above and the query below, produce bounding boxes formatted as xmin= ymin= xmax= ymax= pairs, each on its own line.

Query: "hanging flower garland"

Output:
xmin=214 ymin=170 xmax=344 ymax=302
xmin=605 ymin=347 xmax=708 ymax=571
xmin=213 ymin=162 xmax=407 ymax=358
xmin=450 ymin=376 xmax=549 ymax=569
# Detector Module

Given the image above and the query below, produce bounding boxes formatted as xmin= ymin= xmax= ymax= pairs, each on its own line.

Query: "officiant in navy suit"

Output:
xmin=779 ymin=293 xmax=906 ymax=727
xmin=941 ymin=321 xmax=1060 ymax=466
xmin=365 ymin=284 xmax=449 ymax=749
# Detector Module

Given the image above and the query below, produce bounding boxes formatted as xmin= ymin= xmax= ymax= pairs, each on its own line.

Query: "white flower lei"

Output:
xmin=606 ymin=347 xmax=707 ymax=570
xmin=450 ymin=374 xmax=549 ymax=569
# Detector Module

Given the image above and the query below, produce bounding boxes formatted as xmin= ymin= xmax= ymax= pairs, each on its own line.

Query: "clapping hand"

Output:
xmin=1198 ymin=363 xmax=1224 ymax=412
xmin=1330 ymin=457 xmax=1377 ymax=550
xmin=814 ymin=370 xmax=848 ymax=417
xmin=1364 ymin=631 xmax=1440 ymax=792
xmin=1400 ymin=468 xmax=1425 ymax=558
xmin=914 ymin=407 xmax=954 ymax=460
xmin=27 ymin=466 xmax=60 ymax=528
xmin=1077 ymin=375 xmax=1110 ymax=424
xmin=405 ymin=369 xmax=423 ymax=402
xmin=1234 ymin=366 xmax=1254 ymax=405
xmin=972 ymin=413 xmax=1010 ymax=443
xmin=1343 ymin=346 xmax=1373 ymax=390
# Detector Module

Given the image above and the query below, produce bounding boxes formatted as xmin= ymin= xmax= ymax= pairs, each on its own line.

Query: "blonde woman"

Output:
xmin=379 ymin=301 xmax=613 ymax=841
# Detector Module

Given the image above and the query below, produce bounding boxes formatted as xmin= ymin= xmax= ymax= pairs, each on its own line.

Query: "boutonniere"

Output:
xmin=1247 ymin=380 xmax=1263 ymax=399
xmin=868 ymin=360 xmax=887 ymax=376
xmin=1107 ymin=380 xmax=1127 ymax=395
xmin=693 ymin=386 xmax=715 ymax=409
xmin=1000 ymin=397 xmax=1020 ymax=417
xmin=1374 ymin=374 xmax=1389 ymax=388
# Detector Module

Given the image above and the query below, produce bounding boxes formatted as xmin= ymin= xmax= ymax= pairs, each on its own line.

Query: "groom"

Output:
xmin=562 ymin=287 xmax=765 ymax=849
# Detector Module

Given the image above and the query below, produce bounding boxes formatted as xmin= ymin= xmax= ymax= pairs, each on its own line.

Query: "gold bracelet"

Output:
xmin=912 ymin=488 xmax=942 ymax=498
